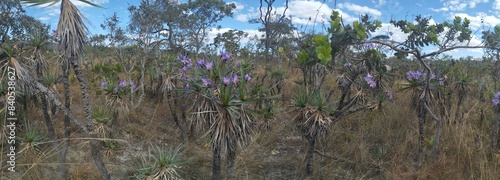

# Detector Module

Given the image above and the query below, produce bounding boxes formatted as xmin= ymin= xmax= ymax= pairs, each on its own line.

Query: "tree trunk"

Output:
xmin=212 ymin=147 xmax=221 ymax=180
xmin=36 ymin=62 xmax=56 ymax=142
xmin=417 ymin=107 xmax=425 ymax=160
xmin=72 ymin=60 xmax=110 ymax=180
xmin=227 ymin=147 xmax=236 ymax=180
xmin=57 ymin=62 xmax=71 ymax=180
xmin=431 ymin=109 xmax=442 ymax=160
xmin=305 ymin=136 xmax=316 ymax=176
xmin=167 ymin=91 xmax=187 ymax=141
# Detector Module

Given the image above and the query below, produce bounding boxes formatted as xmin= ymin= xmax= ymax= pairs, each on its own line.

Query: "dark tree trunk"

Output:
xmin=72 ymin=59 xmax=110 ymax=180
xmin=57 ymin=62 xmax=71 ymax=180
xmin=305 ymin=136 xmax=316 ymax=176
xmin=35 ymin=58 xmax=56 ymax=142
xmin=227 ymin=148 xmax=236 ymax=180
xmin=417 ymin=106 xmax=426 ymax=160
xmin=212 ymin=147 xmax=221 ymax=180
xmin=167 ymin=91 xmax=186 ymax=141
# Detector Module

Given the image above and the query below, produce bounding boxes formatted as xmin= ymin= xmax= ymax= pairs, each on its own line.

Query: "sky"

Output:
xmin=23 ymin=0 xmax=500 ymax=58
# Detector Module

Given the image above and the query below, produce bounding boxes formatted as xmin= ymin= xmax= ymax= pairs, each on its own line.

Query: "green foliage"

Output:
xmin=91 ymin=106 xmax=116 ymax=124
xmin=42 ymin=71 xmax=58 ymax=86
xmin=134 ymin=144 xmax=184 ymax=180
xmin=314 ymin=34 xmax=332 ymax=65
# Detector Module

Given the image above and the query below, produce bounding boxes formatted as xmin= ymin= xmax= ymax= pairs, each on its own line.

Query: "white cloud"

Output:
xmin=430 ymin=7 xmax=450 ymax=12
xmin=235 ymin=7 xmax=258 ymax=22
xmin=433 ymin=0 xmax=489 ymax=12
xmin=494 ymin=0 xmax=500 ymax=10
xmin=38 ymin=16 xmax=50 ymax=21
xmin=372 ymin=0 xmax=387 ymax=7
xmin=228 ymin=1 xmax=244 ymax=12
xmin=450 ymin=12 xmax=500 ymax=29
xmin=338 ymin=3 xmax=382 ymax=17
xmin=371 ymin=23 xmax=408 ymax=42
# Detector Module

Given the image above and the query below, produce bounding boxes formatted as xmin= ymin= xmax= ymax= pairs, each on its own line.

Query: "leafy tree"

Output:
xmin=367 ymin=15 xmax=483 ymax=159
xmin=181 ymin=0 xmax=236 ymax=55
xmin=251 ymin=0 xmax=289 ymax=63
xmin=128 ymin=0 xmax=164 ymax=108
xmin=0 ymin=0 xmax=49 ymax=43
xmin=213 ymin=29 xmax=248 ymax=55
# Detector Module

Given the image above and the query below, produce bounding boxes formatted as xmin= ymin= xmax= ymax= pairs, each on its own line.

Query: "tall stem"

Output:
xmin=212 ymin=147 xmax=221 ymax=180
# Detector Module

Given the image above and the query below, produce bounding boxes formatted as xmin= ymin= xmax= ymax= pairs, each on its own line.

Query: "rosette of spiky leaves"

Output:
xmin=294 ymin=90 xmax=332 ymax=139
xmin=91 ymin=106 xmax=116 ymax=138
xmin=17 ymin=126 xmax=45 ymax=155
xmin=134 ymin=144 xmax=184 ymax=180
xmin=210 ymin=97 xmax=254 ymax=155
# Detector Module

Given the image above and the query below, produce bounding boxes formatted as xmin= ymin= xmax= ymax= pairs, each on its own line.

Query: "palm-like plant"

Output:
xmin=452 ymin=70 xmax=471 ymax=124
xmin=183 ymin=52 xmax=272 ymax=180
xmin=293 ymin=89 xmax=331 ymax=176
xmin=21 ymin=0 xmax=110 ymax=179
xmin=134 ymin=145 xmax=184 ymax=180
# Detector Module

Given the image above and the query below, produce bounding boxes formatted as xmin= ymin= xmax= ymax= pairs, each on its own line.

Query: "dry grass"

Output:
xmin=1 ymin=61 xmax=499 ymax=180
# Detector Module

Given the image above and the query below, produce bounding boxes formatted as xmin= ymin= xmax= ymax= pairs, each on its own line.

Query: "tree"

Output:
xmin=182 ymin=0 xmax=236 ymax=55
xmin=213 ymin=29 xmax=248 ymax=55
xmin=367 ymin=15 xmax=484 ymax=159
xmin=251 ymin=0 xmax=289 ymax=63
xmin=128 ymin=0 xmax=164 ymax=108
xmin=21 ymin=0 xmax=111 ymax=179
xmin=0 ymin=0 xmax=48 ymax=43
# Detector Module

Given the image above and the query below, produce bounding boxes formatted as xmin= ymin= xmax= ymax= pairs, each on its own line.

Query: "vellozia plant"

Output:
xmin=399 ymin=69 xmax=444 ymax=158
xmin=99 ymin=78 xmax=137 ymax=113
xmin=180 ymin=51 xmax=277 ymax=180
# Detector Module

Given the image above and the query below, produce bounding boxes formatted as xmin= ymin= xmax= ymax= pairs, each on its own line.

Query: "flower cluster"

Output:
xmin=406 ymin=70 xmax=424 ymax=81
xmin=406 ymin=70 xmax=437 ymax=81
xmin=364 ymin=73 xmax=377 ymax=88
xmin=493 ymin=91 xmax=500 ymax=106
xmin=180 ymin=51 xmax=254 ymax=104
xmin=100 ymin=79 xmax=136 ymax=96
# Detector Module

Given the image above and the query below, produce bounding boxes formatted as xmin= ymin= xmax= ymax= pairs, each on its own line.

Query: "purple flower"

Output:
xmin=235 ymin=60 xmax=240 ymax=67
xmin=493 ymin=91 xmax=500 ymax=106
xmin=119 ymin=80 xmax=127 ymax=88
xmin=344 ymin=62 xmax=352 ymax=67
xmin=364 ymin=73 xmax=376 ymax=88
xmin=177 ymin=55 xmax=192 ymax=67
xmin=245 ymin=74 xmax=251 ymax=81
xmin=129 ymin=81 xmax=136 ymax=90
xmin=181 ymin=66 xmax=188 ymax=72
xmin=406 ymin=70 xmax=424 ymax=81
xmin=205 ymin=61 xmax=213 ymax=71
xmin=493 ymin=98 xmax=500 ymax=106
xmin=439 ymin=78 xmax=445 ymax=85
xmin=232 ymin=74 xmax=239 ymax=84
xmin=222 ymin=76 xmax=231 ymax=85
xmin=185 ymin=83 xmax=190 ymax=89
xmin=201 ymin=78 xmax=212 ymax=87
xmin=385 ymin=90 xmax=393 ymax=100
xmin=197 ymin=58 xmax=205 ymax=68
xmin=99 ymin=82 xmax=107 ymax=89
xmin=220 ymin=51 xmax=231 ymax=62
xmin=113 ymin=86 xmax=118 ymax=93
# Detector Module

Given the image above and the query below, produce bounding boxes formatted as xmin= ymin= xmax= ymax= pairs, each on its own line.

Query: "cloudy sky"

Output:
xmin=24 ymin=0 xmax=500 ymax=58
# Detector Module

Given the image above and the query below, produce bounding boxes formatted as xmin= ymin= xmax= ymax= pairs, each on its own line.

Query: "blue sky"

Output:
xmin=24 ymin=0 xmax=500 ymax=58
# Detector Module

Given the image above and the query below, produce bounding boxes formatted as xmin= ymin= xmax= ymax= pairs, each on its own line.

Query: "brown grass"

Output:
xmin=1 ymin=61 xmax=499 ymax=180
